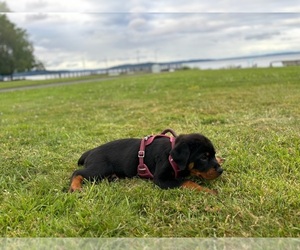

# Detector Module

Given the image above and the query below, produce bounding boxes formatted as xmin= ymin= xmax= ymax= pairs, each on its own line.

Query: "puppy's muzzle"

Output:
xmin=216 ymin=166 xmax=223 ymax=175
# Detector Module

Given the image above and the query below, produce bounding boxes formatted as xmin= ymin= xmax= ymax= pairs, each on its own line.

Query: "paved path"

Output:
xmin=0 ymin=77 xmax=115 ymax=93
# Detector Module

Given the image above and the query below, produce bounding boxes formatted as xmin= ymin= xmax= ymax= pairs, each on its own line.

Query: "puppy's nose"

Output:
xmin=216 ymin=167 xmax=223 ymax=174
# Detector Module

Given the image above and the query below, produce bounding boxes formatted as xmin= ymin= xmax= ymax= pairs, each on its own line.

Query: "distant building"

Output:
xmin=108 ymin=62 xmax=182 ymax=74
xmin=151 ymin=64 xmax=161 ymax=73
xmin=282 ymin=60 xmax=300 ymax=66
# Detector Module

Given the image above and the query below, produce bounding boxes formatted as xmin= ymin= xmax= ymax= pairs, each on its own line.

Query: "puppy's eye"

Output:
xmin=200 ymin=154 xmax=209 ymax=161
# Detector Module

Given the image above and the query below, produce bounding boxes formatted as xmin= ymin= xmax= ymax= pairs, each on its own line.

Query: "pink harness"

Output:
xmin=137 ymin=129 xmax=180 ymax=179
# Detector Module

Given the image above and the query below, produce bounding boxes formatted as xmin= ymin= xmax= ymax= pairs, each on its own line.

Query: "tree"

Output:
xmin=0 ymin=2 xmax=9 ymax=12
xmin=0 ymin=3 xmax=44 ymax=80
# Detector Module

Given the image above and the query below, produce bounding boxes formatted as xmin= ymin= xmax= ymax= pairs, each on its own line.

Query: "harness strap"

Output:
xmin=168 ymin=137 xmax=180 ymax=178
xmin=137 ymin=129 xmax=180 ymax=179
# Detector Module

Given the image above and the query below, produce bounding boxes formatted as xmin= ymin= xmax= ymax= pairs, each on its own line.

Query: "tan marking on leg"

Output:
xmin=181 ymin=180 xmax=218 ymax=195
xmin=69 ymin=175 xmax=84 ymax=192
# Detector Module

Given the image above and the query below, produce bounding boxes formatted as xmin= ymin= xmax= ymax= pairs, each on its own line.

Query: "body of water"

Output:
xmin=183 ymin=52 xmax=300 ymax=70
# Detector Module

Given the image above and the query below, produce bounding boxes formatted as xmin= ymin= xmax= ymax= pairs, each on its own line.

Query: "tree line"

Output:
xmin=0 ymin=2 xmax=44 ymax=80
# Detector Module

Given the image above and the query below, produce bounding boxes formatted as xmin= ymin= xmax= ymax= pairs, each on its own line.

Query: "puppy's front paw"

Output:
xmin=216 ymin=156 xmax=225 ymax=165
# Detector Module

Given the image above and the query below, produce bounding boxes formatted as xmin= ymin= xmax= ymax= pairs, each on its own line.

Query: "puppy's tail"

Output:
xmin=77 ymin=150 xmax=91 ymax=166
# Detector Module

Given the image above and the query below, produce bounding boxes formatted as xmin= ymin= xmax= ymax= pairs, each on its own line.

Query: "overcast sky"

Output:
xmin=3 ymin=0 xmax=300 ymax=70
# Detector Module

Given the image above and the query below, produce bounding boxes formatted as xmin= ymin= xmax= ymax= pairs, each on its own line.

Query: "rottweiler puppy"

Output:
xmin=69 ymin=130 xmax=224 ymax=195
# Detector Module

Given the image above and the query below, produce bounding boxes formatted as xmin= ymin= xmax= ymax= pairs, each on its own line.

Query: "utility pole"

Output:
xmin=136 ymin=50 xmax=140 ymax=63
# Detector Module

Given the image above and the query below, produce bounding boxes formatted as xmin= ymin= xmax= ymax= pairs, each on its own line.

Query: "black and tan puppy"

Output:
xmin=69 ymin=130 xmax=223 ymax=194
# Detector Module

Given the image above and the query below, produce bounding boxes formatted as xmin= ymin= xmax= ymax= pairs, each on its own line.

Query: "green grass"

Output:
xmin=0 ymin=67 xmax=299 ymax=237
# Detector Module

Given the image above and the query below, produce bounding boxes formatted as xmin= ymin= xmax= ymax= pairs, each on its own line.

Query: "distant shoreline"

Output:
xmin=2 ymin=51 xmax=300 ymax=81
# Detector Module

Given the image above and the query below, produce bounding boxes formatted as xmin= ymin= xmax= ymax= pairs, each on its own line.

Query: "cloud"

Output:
xmin=245 ymin=32 xmax=281 ymax=41
xmin=128 ymin=17 xmax=148 ymax=31
xmin=25 ymin=13 xmax=49 ymax=22
xmin=26 ymin=0 xmax=49 ymax=10
xmin=7 ymin=0 xmax=300 ymax=12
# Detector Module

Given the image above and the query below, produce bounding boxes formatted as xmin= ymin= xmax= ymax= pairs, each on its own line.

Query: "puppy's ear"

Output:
xmin=170 ymin=142 xmax=190 ymax=170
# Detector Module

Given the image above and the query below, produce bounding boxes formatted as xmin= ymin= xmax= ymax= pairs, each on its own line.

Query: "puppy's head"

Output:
xmin=170 ymin=133 xmax=223 ymax=180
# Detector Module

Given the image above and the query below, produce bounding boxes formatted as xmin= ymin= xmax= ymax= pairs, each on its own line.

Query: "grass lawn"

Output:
xmin=0 ymin=67 xmax=299 ymax=237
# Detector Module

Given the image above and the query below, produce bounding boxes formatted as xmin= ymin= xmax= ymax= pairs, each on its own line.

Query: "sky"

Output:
xmin=3 ymin=0 xmax=300 ymax=70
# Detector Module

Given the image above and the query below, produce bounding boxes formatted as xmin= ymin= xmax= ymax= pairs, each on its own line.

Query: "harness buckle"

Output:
xmin=138 ymin=151 xmax=145 ymax=158
xmin=138 ymin=166 xmax=147 ymax=171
